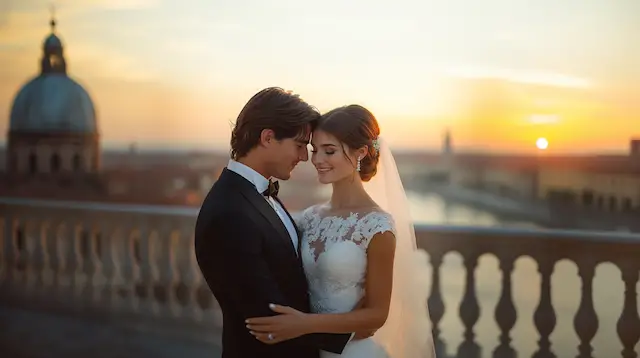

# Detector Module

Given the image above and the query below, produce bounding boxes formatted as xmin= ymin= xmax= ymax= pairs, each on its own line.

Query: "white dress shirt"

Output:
xmin=227 ymin=160 xmax=299 ymax=255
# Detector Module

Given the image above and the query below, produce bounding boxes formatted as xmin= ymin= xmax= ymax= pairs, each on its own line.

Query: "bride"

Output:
xmin=245 ymin=105 xmax=436 ymax=358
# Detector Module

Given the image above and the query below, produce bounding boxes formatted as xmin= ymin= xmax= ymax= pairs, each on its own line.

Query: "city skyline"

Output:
xmin=1 ymin=0 xmax=639 ymax=152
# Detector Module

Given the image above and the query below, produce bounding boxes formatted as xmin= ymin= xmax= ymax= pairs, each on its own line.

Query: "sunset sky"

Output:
xmin=1 ymin=0 xmax=638 ymax=153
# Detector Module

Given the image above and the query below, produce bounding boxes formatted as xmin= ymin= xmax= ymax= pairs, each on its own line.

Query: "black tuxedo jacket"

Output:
xmin=194 ymin=168 xmax=351 ymax=358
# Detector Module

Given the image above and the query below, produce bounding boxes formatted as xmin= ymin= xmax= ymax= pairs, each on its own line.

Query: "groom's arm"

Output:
xmin=200 ymin=212 xmax=350 ymax=354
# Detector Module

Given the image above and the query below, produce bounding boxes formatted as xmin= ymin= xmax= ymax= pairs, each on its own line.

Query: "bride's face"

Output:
xmin=310 ymin=130 xmax=360 ymax=184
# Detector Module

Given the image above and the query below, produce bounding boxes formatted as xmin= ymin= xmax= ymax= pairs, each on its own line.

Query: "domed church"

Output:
xmin=1 ymin=13 xmax=222 ymax=207
xmin=6 ymin=13 xmax=100 ymax=180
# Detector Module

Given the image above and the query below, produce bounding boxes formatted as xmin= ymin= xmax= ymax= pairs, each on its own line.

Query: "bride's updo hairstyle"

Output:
xmin=316 ymin=105 xmax=381 ymax=182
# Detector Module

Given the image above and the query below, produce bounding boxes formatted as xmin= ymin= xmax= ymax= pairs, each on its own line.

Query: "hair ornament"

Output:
xmin=372 ymin=138 xmax=381 ymax=153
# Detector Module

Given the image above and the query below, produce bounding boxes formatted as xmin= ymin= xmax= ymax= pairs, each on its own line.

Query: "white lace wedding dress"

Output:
xmin=297 ymin=204 xmax=395 ymax=358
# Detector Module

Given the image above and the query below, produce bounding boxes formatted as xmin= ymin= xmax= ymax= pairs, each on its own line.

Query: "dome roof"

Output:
xmin=43 ymin=34 xmax=62 ymax=48
xmin=9 ymin=74 xmax=97 ymax=134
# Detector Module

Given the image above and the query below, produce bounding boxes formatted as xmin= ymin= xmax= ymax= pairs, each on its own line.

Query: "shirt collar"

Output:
xmin=227 ymin=159 xmax=270 ymax=194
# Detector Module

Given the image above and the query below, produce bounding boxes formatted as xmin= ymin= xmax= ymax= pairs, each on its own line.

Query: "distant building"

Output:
xmin=7 ymin=14 xmax=100 ymax=179
xmin=414 ymin=136 xmax=640 ymax=212
xmin=631 ymin=139 xmax=640 ymax=158
xmin=536 ymin=144 xmax=640 ymax=212
xmin=1 ymin=14 xmax=222 ymax=207
xmin=442 ymin=128 xmax=453 ymax=155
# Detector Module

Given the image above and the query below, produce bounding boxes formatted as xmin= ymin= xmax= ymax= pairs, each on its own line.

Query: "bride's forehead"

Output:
xmin=311 ymin=130 xmax=339 ymax=144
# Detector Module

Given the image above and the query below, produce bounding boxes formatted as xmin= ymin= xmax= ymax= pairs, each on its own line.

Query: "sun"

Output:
xmin=536 ymin=137 xmax=549 ymax=150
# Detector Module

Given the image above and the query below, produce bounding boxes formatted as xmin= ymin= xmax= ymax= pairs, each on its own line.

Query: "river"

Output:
xmin=406 ymin=190 xmax=541 ymax=229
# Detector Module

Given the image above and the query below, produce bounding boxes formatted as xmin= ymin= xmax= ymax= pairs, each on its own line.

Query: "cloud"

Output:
xmin=445 ymin=65 xmax=593 ymax=89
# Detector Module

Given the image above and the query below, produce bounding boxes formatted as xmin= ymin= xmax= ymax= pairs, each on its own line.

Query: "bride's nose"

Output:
xmin=311 ymin=152 xmax=322 ymax=166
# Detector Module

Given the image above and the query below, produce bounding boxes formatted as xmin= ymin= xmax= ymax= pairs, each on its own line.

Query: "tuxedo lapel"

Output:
xmin=222 ymin=169 xmax=297 ymax=258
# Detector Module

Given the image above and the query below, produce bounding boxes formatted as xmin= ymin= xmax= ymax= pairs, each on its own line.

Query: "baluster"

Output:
xmin=35 ymin=220 xmax=52 ymax=295
xmin=98 ymin=224 xmax=114 ymax=307
xmin=157 ymin=226 xmax=179 ymax=318
xmin=74 ymin=225 xmax=90 ymax=306
xmin=573 ymin=261 xmax=598 ymax=358
xmin=82 ymin=227 xmax=102 ymax=307
xmin=427 ymin=251 xmax=446 ymax=357
xmin=93 ymin=230 xmax=105 ymax=305
xmin=533 ymin=257 xmax=557 ymax=358
xmin=23 ymin=222 xmax=38 ymax=295
xmin=41 ymin=221 xmax=56 ymax=293
xmin=125 ymin=229 xmax=142 ymax=313
xmin=107 ymin=226 xmax=127 ymax=312
xmin=616 ymin=263 xmax=640 ymax=358
xmin=53 ymin=223 xmax=70 ymax=301
xmin=149 ymin=229 xmax=164 ymax=316
xmin=11 ymin=221 xmax=26 ymax=285
xmin=1 ymin=217 xmax=17 ymax=288
xmin=67 ymin=224 xmax=83 ymax=305
xmin=178 ymin=223 xmax=202 ymax=322
xmin=493 ymin=255 xmax=517 ymax=358
xmin=186 ymin=237 xmax=203 ymax=322
xmin=138 ymin=225 xmax=157 ymax=317
xmin=0 ymin=217 xmax=5 ymax=284
xmin=96 ymin=223 xmax=114 ymax=308
xmin=457 ymin=253 xmax=481 ymax=358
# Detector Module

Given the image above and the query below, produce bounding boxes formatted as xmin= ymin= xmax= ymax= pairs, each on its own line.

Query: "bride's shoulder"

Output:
xmin=359 ymin=208 xmax=396 ymax=232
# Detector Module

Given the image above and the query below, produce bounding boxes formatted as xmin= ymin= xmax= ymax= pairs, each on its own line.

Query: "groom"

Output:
xmin=194 ymin=87 xmax=352 ymax=358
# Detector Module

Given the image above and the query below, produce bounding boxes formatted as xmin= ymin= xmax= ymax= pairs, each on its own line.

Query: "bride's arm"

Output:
xmin=245 ymin=231 xmax=396 ymax=341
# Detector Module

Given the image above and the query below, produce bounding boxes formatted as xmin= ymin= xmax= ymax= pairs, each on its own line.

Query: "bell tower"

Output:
xmin=40 ymin=5 xmax=67 ymax=75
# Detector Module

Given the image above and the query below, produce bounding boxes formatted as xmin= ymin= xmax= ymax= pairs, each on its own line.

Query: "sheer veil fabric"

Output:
xmin=363 ymin=137 xmax=436 ymax=358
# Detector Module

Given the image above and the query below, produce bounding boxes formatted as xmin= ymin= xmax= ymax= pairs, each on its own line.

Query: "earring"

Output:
xmin=356 ymin=156 xmax=361 ymax=172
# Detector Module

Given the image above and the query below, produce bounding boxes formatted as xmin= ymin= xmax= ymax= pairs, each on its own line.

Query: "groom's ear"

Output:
xmin=259 ymin=129 xmax=276 ymax=147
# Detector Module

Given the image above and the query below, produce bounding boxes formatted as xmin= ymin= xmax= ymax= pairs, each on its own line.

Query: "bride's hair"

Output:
xmin=317 ymin=105 xmax=381 ymax=182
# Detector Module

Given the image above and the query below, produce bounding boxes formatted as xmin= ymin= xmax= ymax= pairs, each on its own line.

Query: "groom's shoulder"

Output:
xmin=197 ymin=187 xmax=245 ymax=226
xmin=203 ymin=175 xmax=243 ymax=202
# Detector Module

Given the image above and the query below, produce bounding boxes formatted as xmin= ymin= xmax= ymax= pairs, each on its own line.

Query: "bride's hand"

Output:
xmin=246 ymin=304 xmax=310 ymax=344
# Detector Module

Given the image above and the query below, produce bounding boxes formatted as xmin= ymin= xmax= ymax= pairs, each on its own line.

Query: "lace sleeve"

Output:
xmin=357 ymin=211 xmax=396 ymax=249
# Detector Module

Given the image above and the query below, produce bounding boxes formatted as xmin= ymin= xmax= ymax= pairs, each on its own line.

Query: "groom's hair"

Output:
xmin=230 ymin=87 xmax=320 ymax=160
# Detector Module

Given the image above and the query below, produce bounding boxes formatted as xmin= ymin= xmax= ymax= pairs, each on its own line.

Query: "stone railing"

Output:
xmin=418 ymin=225 xmax=640 ymax=358
xmin=0 ymin=198 xmax=216 ymax=342
xmin=1 ymin=198 xmax=639 ymax=357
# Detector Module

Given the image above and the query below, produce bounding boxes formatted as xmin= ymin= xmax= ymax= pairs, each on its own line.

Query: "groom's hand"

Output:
xmin=353 ymin=329 xmax=377 ymax=340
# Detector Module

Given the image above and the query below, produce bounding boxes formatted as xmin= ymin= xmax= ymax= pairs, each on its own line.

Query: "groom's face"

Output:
xmin=266 ymin=127 xmax=311 ymax=180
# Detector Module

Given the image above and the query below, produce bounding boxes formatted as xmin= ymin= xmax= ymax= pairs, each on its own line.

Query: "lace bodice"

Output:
xmin=296 ymin=205 xmax=396 ymax=314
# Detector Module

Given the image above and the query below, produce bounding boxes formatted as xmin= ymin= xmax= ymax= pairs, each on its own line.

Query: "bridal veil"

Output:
xmin=363 ymin=137 xmax=436 ymax=358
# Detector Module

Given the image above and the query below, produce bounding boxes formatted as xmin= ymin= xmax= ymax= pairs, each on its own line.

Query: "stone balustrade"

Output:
xmin=1 ymin=197 xmax=639 ymax=357
xmin=419 ymin=225 xmax=640 ymax=358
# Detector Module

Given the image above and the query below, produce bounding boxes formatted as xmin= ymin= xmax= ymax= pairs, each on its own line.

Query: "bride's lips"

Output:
xmin=316 ymin=168 xmax=332 ymax=174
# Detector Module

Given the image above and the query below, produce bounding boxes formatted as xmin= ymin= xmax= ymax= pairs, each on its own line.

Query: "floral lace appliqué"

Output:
xmin=298 ymin=205 xmax=396 ymax=314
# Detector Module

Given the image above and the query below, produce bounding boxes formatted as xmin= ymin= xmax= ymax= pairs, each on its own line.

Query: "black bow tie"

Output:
xmin=262 ymin=180 xmax=279 ymax=197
